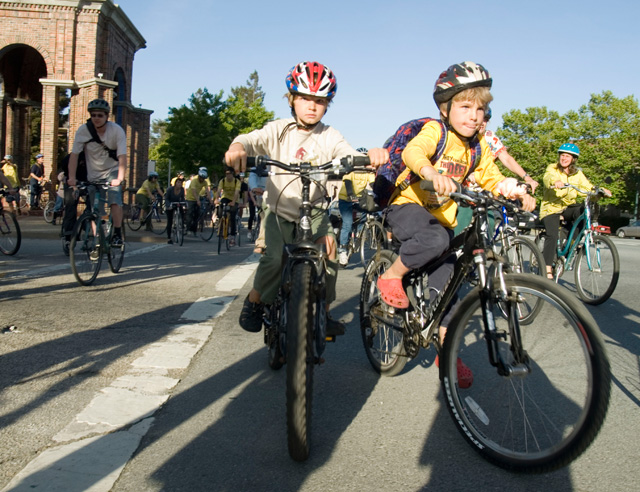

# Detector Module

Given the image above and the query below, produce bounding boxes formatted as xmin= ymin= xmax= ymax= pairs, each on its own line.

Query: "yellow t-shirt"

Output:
xmin=136 ymin=179 xmax=161 ymax=198
xmin=539 ymin=164 xmax=592 ymax=219
xmin=392 ymin=120 xmax=505 ymax=228
xmin=217 ymin=177 xmax=241 ymax=201
xmin=186 ymin=177 xmax=211 ymax=201
xmin=338 ymin=171 xmax=375 ymax=201
xmin=2 ymin=163 xmax=19 ymax=188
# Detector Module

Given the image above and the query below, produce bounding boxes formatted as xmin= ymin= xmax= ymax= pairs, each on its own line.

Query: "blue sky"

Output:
xmin=116 ymin=0 xmax=640 ymax=150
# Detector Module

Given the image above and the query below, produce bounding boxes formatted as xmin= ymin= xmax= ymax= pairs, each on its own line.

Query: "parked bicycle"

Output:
xmin=0 ymin=189 xmax=21 ymax=255
xmin=360 ymin=180 xmax=611 ymax=473
xmin=69 ymin=181 xmax=126 ymax=286
xmin=534 ymin=182 xmax=619 ymax=305
xmin=127 ymin=192 xmax=166 ymax=235
xmin=248 ymin=154 xmax=371 ymax=462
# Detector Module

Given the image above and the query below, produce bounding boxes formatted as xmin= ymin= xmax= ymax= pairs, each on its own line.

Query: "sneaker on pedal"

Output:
xmin=112 ymin=234 xmax=123 ymax=247
xmin=239 ymin=295 xmax=264 ymax=333
xmin=89 ymin=247 xmax=100 ymax=261
xmin=326 ymin=315 xmax=346 ymax=336
xmin=338 ymin=249 xmax=349 ymax=268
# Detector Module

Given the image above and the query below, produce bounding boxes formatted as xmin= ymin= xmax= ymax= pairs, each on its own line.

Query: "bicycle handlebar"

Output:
xmin=246 ymin=155 xmax=372 ymax=177
xmin=559 ymin=183 xmax=610 ymax=197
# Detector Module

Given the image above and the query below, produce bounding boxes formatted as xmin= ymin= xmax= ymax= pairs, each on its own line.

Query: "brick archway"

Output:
xmin=0 ymin=0 xmax=152 ymax=189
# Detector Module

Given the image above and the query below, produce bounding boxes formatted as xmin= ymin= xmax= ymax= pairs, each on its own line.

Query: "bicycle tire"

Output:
xmin=0 ymin=211 xmax=21 ymax=255
xmin=359 ymin=219 xmax=386 ymax=267
xmin=43 ymin=200 xmax=56 ymax=223
xmin=498 ymin=236 xmax=546 ymax=324
xmin=174 ymin=213 xmax=184 ymax=246
xmin=199 ymin=208 xmax=215 ymax=241
xmin=574 ymin=234 xmax=619 ymax=305
xmin=150 ymin=206 xmax=167 ymax=235
xmin=359 ymin=249 xmax=408 ymax=376
xmin=108 ymin=224 xmax=125 ymax=273
xmin=286 ymin=261 xmax=316 ymax=462
xmin=217 ymin=215 xmax=227 ymax=254
xmin=70 ymin=216 xmax=102 ymax=286
xmin=441 ymin=273 xmax=611 ymax=473
xmin=127 ymin=204 xmax=143 ymax=231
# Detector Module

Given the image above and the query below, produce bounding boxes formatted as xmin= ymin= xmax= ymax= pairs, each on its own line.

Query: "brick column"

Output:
xmin=40 ymin=84 xmax=60 ymax=180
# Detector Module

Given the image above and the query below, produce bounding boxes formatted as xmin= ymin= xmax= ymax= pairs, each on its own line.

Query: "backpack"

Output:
xmin=59 ymin=119 xmax=117 ymax=180
xmin=372 ymin=117 xmax=482 ymax=208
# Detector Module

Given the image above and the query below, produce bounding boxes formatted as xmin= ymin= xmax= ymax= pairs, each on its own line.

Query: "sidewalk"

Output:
xmin=16 ymin=215 xmax=167 ymax=243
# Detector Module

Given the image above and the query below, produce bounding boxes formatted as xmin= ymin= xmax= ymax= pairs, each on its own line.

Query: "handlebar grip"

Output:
xmin=419 ymin=179 xmax=462 ymax=194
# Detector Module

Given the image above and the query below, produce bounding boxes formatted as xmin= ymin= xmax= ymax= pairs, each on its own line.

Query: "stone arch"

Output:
xmin=0 ymin=42 xmax=49 ymax=179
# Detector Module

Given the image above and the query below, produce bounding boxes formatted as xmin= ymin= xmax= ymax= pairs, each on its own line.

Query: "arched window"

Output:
xmin=114 ymin=68 xmax=126 ymax=126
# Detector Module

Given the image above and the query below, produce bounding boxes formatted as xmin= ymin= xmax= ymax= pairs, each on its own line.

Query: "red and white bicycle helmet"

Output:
xmin=286 ymin=61 xmax=337 ymax=100
xmin=433 ymin=61 xmax=492 ymax=105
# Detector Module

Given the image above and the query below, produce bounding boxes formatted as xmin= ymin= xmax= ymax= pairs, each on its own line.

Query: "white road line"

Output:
xmin=1 ymin=253 xmax=258 ymax=492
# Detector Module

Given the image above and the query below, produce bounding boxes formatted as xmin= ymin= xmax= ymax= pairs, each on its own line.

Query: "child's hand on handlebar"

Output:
xmin=225 ymin=143 xmax=247 ymax=173
xmin=497 ymin=177 xmax=536 ymax=212
xmin=366 ymin=148 xmax=389 ymax=169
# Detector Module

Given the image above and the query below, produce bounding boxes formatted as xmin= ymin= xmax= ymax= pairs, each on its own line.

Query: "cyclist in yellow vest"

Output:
xmin=215 ymin=166 xmax=241 ymax=246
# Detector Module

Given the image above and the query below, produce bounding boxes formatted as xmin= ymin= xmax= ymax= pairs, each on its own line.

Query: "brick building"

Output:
xmin=0 ymin=0 xmax=152 ymax=190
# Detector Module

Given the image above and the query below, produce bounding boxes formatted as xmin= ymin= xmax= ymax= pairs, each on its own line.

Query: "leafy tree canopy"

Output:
xmin=152 ymin=72 xmax=274 ymax=183
xmin=497 ymin=91 xmax=640 ymax=212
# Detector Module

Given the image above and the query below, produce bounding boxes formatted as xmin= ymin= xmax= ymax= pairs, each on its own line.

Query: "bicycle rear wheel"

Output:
xmin=359 ymin=249 xmax=408 ymax=376
xmin=108 ymin=225 xmax=125 ymax=273
xmin=441 ymin=273 xmax=611 ymax=473
xmin=574 ymin=234 xmax=619 ymax=305
xmin=286 ymin=262 xmax=316 ymax=462
xmin=127 ymin=204 xmax=142 ymax=231
xmin=199 ymin=208 xmax=215 ymax=241
xmin=43 ymin=200 xmax=56 ymax=223
xmin=359 ymin=219 xmax=386 ymax=267
xmin=70 ymin=216 xmax=102 ymax=286
xmin=0 ymin=211 xmax=21 ymax=255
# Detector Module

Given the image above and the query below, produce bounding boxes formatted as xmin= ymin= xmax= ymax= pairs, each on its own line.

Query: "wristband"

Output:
xmin=522 ymin=173 xmax=529 ymax=179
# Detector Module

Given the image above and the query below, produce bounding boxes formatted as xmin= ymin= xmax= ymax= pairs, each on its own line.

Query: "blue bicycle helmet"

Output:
xmin=198 ymin=167 xmax=208 ymax=178
xmin=484 ymin=107 xmax=492 ymax=121
xmin=148 ymin=171 xmax=159 ymax=179
xmin=558 ymin=143 xmax=580 ymax=158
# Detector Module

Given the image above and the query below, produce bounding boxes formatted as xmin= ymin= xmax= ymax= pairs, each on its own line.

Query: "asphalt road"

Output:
xmin=1 ymin=219 xmax=639 ymax=491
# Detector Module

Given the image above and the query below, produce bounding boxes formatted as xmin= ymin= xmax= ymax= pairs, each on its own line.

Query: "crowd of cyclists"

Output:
xmin=2 ymin=60 xmax=614 ymax=322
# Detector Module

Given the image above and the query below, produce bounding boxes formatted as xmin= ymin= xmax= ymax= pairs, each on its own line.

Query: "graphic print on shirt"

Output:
xmin=426 ymin=154 xmax=471 ymax=210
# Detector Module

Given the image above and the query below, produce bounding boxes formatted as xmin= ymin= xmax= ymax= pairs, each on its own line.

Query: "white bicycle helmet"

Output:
xmin=433 ymin=61 xmax=492 ymax=105
xmin=286 ymin=61 xmax=337 ymax=99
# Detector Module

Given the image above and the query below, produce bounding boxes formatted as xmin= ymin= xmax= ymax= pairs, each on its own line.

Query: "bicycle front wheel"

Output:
xmin=217 ymin=216 xmax=227 ymax=254
xmin=0 ymin=211 xmax=21 ymax=255
xmin=151 ymin=207 xmax=167 ymax=235
xmin=70 ymin=216 xmax=102 ymax=286
xmin=359 ymin=249 xmax=408 ymax=376
xmin=108 ymin=225 xmax=125 ymax=273
xmin=173 ymin=213 xmax=184 ymax=246
xmin=43 ymin=201 xmax=56 ymax=223
xmin=286 ymin=262 xmax=316 ymax=462
xmin=199 ymin=208 xmax=215 ymax=241
xmin=359 ymin=220 xmax=386 ymax=267
xmin=127 ymin=204 xmax=142 ymax=231
xmin=574 ymin=234 xmax=619 ymax=305
xmin=441 ymin=273 xmax=611 ymax=473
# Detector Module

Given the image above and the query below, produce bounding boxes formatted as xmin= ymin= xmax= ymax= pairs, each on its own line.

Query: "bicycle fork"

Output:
xmin=478 ymin=250 xmax=530 ymax=378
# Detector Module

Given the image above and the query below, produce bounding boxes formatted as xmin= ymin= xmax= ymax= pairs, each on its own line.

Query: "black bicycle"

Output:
xmin=69 ymin=181 xmax=126 ymax=286
xmin=247 ymin=155 xmax=372 ymax=462
xmin=169 ymin=202 xmax=186 ymax=246
xmin=360 ymin=181 xmax=611 ymax=473
xmin=0 ymin=189 xmax=21 ymax=255
xmin=127 ymin=192 xmax=166 ymax=235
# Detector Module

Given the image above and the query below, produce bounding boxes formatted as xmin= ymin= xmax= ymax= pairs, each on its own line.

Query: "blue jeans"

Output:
xmin=337 ymin=199 xmax=366 ymax=250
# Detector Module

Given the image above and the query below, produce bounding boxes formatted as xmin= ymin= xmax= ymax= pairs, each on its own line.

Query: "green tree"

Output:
xmin=163 ymin=88 xmax=229 ymax=178
xmin=149 ymin=118 xmax=169 ymax=179
xmin=497 ymin=91 xmax=640 ymax=212
xmin=221 ymin=71 xmax=274 ymax=139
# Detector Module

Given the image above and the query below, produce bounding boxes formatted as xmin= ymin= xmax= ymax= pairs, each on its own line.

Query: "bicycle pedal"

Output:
xmin=325 ymin=335 xmax=336 ymax=343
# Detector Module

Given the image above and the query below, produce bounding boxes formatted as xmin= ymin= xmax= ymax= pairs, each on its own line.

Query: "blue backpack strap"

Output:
xmin=398 ymin=119 xmax=447 ymax=191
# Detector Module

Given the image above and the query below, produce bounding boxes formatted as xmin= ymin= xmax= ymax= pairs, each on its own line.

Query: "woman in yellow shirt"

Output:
xmin=540 ymin=143 xmax=610 ymax=278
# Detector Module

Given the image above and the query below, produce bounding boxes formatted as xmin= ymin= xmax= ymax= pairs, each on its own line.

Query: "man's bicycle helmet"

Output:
xmin=286 ymin=61 xmax=337 ymax=100
xmin=433 ymin=61 xmax=492 ymax=105
xmin=558 ymin=143 xmax=580 ymax=157
xmin=88 ymin=98 xmax=110 ymax=113
xmin=198 ymin=167 xmax=208 ymax=178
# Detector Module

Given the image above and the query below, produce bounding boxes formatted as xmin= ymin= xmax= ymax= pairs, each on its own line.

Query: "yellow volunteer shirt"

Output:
xmin=539 ymin=164 xmax=592 ymax=219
